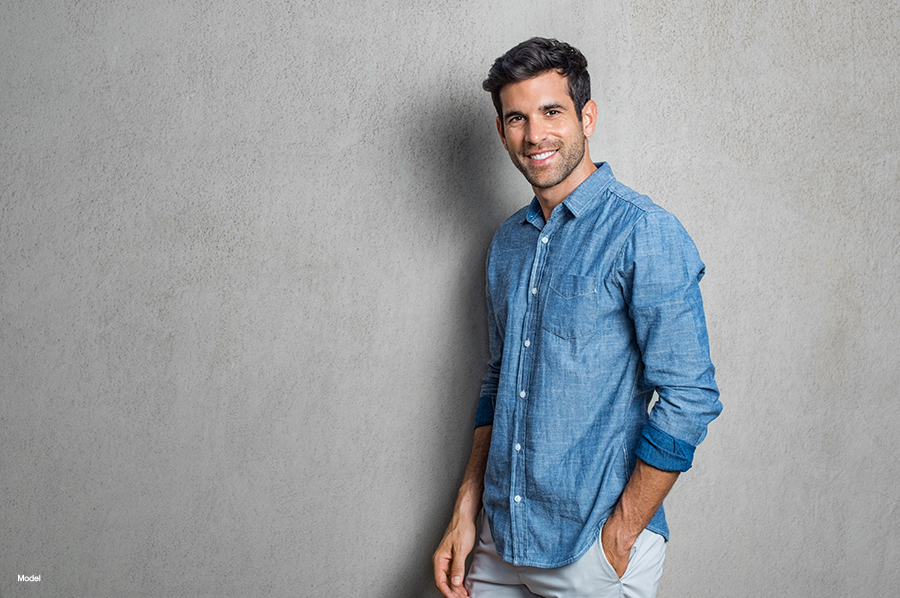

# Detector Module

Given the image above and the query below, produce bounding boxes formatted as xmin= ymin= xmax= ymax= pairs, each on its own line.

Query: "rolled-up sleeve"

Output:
xmin=475 ymin=246 xmax=503 ymax=429
xmin=619 ymin=211 xmax=722 ymax=471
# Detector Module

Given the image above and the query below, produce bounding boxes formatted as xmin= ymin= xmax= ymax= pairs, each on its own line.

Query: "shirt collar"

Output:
xmin=562 ymin=162 xmax=614 ymax=217
xmin=523 ymin=162 xmax=615 ymax=227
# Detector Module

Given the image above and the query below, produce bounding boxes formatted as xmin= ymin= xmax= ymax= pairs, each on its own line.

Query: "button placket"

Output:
xmin=510 ymin=225 xmax=554 ymax=562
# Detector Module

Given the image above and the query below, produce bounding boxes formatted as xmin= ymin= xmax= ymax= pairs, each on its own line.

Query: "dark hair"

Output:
xmin=482 ymin=37 xmax=591 ymax=123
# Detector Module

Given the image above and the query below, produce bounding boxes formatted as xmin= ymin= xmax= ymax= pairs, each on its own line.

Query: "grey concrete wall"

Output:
xmin=2 ymin=1 xmax=897 ymax=596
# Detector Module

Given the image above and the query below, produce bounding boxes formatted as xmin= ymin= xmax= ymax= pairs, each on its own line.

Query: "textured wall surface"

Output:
xmin=2 ymin=1 xmax=898 ymax=597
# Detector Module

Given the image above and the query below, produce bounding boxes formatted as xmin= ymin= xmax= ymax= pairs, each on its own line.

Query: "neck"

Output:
xmin=534 ymin=147 xmax=596 ymax=222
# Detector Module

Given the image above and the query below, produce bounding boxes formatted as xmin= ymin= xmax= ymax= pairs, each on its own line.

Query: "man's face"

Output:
xmin=496 ymin=71 xmax=595 ymax=190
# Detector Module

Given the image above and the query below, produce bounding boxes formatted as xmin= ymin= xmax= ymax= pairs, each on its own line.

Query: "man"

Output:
xmin=433 ymin=38 xmax=722 ymax=598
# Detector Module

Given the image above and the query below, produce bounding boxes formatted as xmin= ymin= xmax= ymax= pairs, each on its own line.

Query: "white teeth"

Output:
xmin=530 ymin=151 xmax=555 ymax=160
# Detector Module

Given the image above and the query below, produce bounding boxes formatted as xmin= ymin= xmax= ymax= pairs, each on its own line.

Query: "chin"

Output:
xmin=525 ymin=170 xmax=566 ymax=189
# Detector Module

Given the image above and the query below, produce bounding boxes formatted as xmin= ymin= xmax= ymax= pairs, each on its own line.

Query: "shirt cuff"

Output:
xmin=634 ymin=423 xmax=696 ymax=472
xmin=474 ymin=395 xmax=494 ymax=428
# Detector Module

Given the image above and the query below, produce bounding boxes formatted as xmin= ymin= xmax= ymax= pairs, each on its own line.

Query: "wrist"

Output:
xmin=605 ymin=507 xmax=641 ymax=550
xmin=453 ymin=485 xmax=483 ymax=522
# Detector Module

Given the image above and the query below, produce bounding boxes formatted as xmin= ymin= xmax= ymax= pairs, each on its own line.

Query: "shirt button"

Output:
xmin=524 ymin=340 xmax=530 ymax=347
xmin=515 ymin=443 xmax=521 ymax=451
xmin=514 ymin=495 xmax=522 ymax=503
xmin=531 ymin=287 xmax=537 ymax=295
xmin=541 ymin=236 xmax=549 ymax=244
xmin=519 ymin=391 xmax=526 ymax=398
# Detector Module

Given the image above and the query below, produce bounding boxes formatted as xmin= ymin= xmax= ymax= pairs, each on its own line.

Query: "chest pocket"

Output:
xmin=541 ymin=273 xmax=600 ymax=339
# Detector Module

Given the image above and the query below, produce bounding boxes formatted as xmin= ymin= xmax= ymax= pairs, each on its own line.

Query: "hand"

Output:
xmin=601 ymin=517 xmax=635 ymax=579
xmin=433 ymin=516 xmax=476 ymax=598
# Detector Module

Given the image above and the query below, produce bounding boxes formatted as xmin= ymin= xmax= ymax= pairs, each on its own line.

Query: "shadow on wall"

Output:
xmin=396 ymin=95 xmax=515 ymax=598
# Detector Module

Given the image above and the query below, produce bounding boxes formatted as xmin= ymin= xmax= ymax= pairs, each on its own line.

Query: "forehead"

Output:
xmin=498 ymin=71 xmax=573 ymax=114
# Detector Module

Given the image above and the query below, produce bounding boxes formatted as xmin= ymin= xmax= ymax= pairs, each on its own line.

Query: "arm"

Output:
xmin=605 ymin=212 xmax=722 ymax=576
xmin=433 ymin=425 xmax=492 ymax=598
xmin=601 ymin=458 xmax=678 ymax=577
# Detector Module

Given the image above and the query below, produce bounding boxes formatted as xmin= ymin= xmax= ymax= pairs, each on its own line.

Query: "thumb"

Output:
xmin=450 ymin=551 xmax=466 ymax=586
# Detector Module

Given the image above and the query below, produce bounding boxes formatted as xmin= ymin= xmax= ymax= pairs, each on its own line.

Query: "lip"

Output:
xmin=527 ymin=149 xmax=558 ymax=164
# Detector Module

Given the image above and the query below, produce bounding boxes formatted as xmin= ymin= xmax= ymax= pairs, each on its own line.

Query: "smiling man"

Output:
xmin=433 ymin=38 xmax=722 ymax=598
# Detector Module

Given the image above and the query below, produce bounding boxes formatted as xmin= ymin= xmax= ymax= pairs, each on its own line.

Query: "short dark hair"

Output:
xmin=482 ymin=37 xmax=591 ymax=123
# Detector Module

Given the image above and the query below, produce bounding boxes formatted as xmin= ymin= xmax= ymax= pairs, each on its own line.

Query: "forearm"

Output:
xmin=452 ymin=425 xmax=492 ymax=522
xmin=434 ymin=425 xmax=492 ymax=597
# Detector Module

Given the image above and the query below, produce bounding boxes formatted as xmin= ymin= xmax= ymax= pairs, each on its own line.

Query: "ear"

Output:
xmin=496 ymin=117 xmax=508 ymax=150
xmin=581 ymin=100 xmax=598 ymax=138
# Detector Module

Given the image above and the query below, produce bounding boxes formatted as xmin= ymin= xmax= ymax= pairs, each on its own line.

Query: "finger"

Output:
xmin=449 ymin=546 xmax=467 ymax=588
xmin=436 ymin=575 xmax=467 ymax=598
xmin=434 ymin=552 xmax=460 ymax=598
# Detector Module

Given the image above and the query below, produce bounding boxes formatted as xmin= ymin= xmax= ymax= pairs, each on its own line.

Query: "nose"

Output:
xmin=524 ymin=118 xmax=548 ymax=145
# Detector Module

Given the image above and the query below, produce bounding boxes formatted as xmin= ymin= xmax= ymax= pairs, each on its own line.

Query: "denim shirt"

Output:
xmin=475 ymin=162 xmax=721 ymax=568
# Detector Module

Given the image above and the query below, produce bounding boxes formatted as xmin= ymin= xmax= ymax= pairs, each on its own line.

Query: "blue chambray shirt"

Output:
xmin=475 ymin=162 xmax=721 ymax=568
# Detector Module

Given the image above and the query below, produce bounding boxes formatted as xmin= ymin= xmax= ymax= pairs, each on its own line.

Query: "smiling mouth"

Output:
xmin=528 ymin=149 xmax=557 ymax=162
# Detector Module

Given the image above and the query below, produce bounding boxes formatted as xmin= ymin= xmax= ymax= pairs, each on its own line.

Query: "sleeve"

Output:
xmin=474 ymin=244 xmax=503 ymax=429
xmin=619 ymin=211 xmax=722 ymax=471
